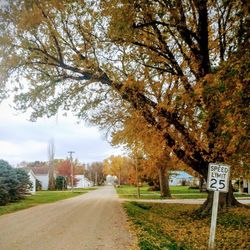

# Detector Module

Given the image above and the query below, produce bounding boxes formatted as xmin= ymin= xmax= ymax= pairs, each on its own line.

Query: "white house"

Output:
xmin=74 ymin=175 xmax=93 ymax=188
xmin=243 ymin=179 xmax=250 ymax=194
xmin=233 ymin=178 xmax=250 ymax=194
xmin=31 ymin=166 xmax=50 ymax=190
xmin=169 ymin=171 xmax=194 ymax=186
xmin=24 ymin=169 xmax=36 ymax=193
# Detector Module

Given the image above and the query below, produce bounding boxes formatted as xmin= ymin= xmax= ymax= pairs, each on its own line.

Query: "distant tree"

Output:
xmin=104 ymin=156 xmax=133 ymax=185
xmin=56 ymin=160 xmax=78 ymax=187
xmin=48 ymin=138 xmax=55 ymax=190
xmin=24 ymin=161 xmax=47 ymax=168
xmin=36 ymin=179 xmax=42 ymax=191
xmin=85 ymin=162 xmax=106 ymax=186
xmin=74 ymin=162 xmax=86 ymax=175
xmin=112 ymin=115 xmax=173 ymax=197
xmin=55 ymin=176 xmax=67 ymax=190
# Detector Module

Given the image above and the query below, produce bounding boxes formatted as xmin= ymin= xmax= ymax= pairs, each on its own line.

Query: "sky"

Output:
xmin=0 ymin=98 xmax=123 ymax=166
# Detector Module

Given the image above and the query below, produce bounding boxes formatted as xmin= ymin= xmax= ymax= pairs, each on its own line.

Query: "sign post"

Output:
xmin=207 ymin=163 xmax=230 ymax=250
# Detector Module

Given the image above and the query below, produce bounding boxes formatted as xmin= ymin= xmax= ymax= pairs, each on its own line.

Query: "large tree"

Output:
xmin=111 ymin=111 xmax=173 ymax=197
xmin=0 ymin=0 xmax=249 ymax=211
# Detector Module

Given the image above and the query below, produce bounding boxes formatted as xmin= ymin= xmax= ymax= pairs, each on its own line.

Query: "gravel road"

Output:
xmin=0 ymin=186 xmax=135 ymax=250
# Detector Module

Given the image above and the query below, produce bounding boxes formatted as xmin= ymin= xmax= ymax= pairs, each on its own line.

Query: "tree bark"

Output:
xmin=159 ymin=167 xmax=171 ymax=198
xmin=48 ymin=163 xmax=55 ymax=190
xmin=199 ymin=176 xmax=205 ymax=192
xmin=199 ymin=181 xmax=242 ymax=215
xmin=118 ymin=168 xmax=121 ymax=186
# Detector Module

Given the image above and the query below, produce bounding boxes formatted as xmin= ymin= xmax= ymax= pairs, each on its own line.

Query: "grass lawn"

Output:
xmin=116 ymin=185 xmax=206 ymax=199
xmin=0 ymin=187 xmax=97 ymax=216
xmin=124 ymin=202 xmax=250 ymax=250
xmin=116 ymin=185 xmax=250 ymax=200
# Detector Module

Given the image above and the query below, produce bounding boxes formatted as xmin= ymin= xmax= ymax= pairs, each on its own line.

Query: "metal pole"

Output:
xmin=68 ymin=151 xmax=75 ymax=192
xmin=208 ymin=190 xmax=219 ymax=250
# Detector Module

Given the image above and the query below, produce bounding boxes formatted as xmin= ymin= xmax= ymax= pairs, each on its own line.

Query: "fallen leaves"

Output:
xmin=124 ymin=202 xmax=250 ymax=249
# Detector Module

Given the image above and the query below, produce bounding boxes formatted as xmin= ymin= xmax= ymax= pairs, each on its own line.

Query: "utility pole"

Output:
xmin=68 ymin=151 xmax=75 ymax=192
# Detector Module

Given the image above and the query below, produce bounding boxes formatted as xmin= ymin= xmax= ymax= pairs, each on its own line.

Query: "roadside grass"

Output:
xmin=169 ymin=186 xmax=200 ymax=194
xmin=0 ymin=188 xmax=96 ymax=216
xmin=124 ymin=202 xmax=250 ymax=250
xmin=116 ymin=185 xmax=205 ymax=199
xmin=116 ymin=185 xmax=250 ymax=200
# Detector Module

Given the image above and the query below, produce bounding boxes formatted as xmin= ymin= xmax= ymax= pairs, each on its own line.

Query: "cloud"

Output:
xmin=0 ymin=99 xmax=123 ymax=165
xmin=0 ymin=140 xmax=48 ymax=163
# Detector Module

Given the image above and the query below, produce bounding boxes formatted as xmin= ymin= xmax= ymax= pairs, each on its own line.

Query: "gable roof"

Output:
xmin=22 ymin=168 xmax=37 ymax=178
xmin=29 ymin=166 xmax=49 ymax=175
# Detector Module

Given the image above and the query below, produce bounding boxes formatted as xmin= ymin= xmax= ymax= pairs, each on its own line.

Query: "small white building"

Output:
xmin=233 ymin=178 xmax=250 ymax=194
xmin=243 ymin=179 xmax=250 ymax=194
xmin=31 ymin=166 xmax=50 ymax=190
xmin=74 ymin=175 xmax=93 ymax=188
xmin=25 ymin=169 xmax=36 ymax=193
xmin=169 ymin=171 xmax=194 ymax=186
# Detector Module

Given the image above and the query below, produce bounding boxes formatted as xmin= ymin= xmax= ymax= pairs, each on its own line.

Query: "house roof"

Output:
xmin=23 ymin=168 xmax=37 ymax=178
xmin=170 ymin=171 xmax=193 ymax=179
xmin=28 ymin=166 xmax=49 ymax=175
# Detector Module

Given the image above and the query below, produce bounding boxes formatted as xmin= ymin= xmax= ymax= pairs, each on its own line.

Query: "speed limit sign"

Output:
xmin=207 ymin=163 xmax=230 ymax=193
xmin=207 ymin=163 xmax=230 ymax=250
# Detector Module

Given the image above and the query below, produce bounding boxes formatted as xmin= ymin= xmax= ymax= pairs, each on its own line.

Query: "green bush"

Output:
xmin=36 ymin=179 xmax=42 ymax=191
xmin=0 ymin=160 xmax=32 ymax=206
xmin=55 ymin=176 xmax=67 ymax=190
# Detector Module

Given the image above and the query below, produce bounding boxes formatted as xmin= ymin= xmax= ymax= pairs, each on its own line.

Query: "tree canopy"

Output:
xmin=0 ymin=0 xmax=249 ymax=188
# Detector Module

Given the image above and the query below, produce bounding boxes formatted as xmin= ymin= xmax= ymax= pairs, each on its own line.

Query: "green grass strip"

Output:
xmin=0 ymin=188 xmax=96 ymax=216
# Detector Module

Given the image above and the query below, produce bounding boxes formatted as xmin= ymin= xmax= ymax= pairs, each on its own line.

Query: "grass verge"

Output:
xmin=0 ymin=187 xmax=96 ymax=216
xmin=116 ymin=185 xmax=250 ymax=200
xmin=116 ymin=185 xmax=204 ymax=199
xmin=124 ymin=202 xmax=250 ymax=250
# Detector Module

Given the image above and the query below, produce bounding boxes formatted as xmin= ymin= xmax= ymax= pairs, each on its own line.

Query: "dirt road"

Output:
xmin=0 ymin=186 xmax=135 ymax=250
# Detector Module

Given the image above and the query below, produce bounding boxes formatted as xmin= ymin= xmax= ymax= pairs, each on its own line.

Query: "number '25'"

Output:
xmin=210 ymin=179 xmax=225 ymax=189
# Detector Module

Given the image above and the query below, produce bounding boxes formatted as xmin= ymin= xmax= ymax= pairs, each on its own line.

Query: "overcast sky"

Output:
xmin=0 ymin=98 xmax=123 ymax=166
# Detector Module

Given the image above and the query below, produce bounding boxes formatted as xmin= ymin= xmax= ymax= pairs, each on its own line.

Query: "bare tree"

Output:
xmin=48 ymin=138 xmax=55 ymax=190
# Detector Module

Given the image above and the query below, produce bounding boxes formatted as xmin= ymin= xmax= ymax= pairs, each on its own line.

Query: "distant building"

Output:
xmin=232 ymin=178 xmax=250 ymax=194
xmin=74 ymin=175 xmax=93 ymax=188
xmin=23 ymin=168 xmax=36 ymax=193
xmin=31 ymin=166 xmax=50 ymax=190
xmin=169 ymin=171 xmax=194 ymax=186
xmin=106 ymin=175 xmax=117 ymax=185
xmin=243 ymin=179 xmax=250 ymax=194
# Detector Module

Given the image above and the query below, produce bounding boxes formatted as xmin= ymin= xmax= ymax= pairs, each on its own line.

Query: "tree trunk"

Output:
xmin=199 ymin=176 xmax=205 ymax=192
xmin=159 ymin=167 xmax=171 ymax=198
xmin=165 ymin=171 xmax=171 ymax=198
xmin=118 ymin=169 xmax=121 ymax=186
xmin=199 ymin=181 xmax=242 ymax=215
xmin=48 ymin=163 xmax=55 ymax=190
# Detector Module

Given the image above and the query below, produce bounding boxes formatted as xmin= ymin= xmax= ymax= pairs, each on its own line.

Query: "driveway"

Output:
xmin=0 ymin=186 xmax=135 ymax=250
